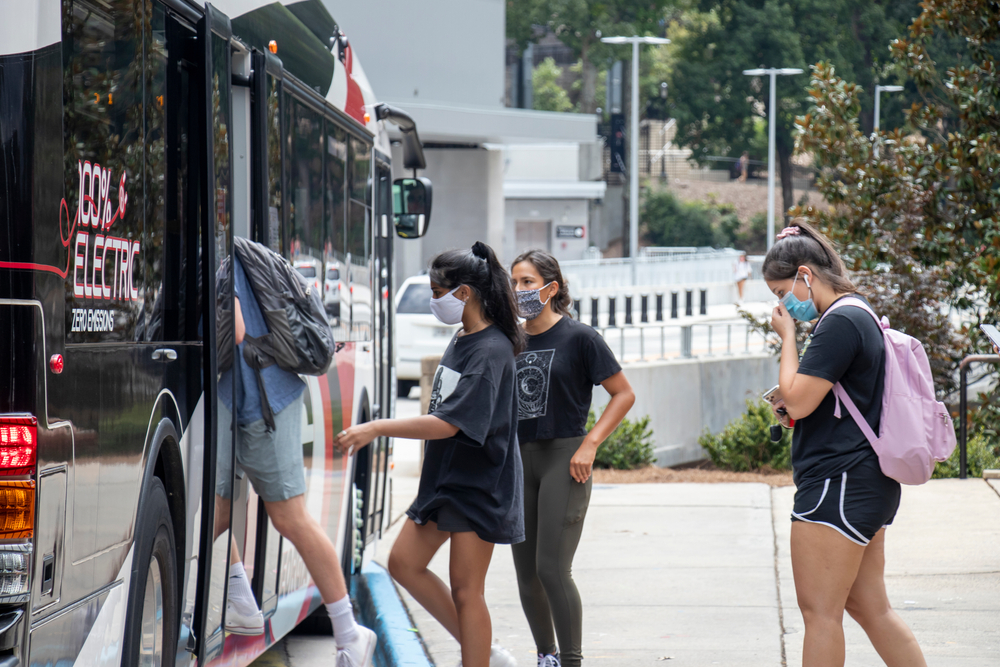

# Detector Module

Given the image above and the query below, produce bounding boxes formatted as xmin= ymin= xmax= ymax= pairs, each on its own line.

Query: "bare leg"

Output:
xmin=449 ymin=531 xmax=495 ymax=667
xmin=845 ymin=529 xmax=927 ymax=666
xmin=387 ymin=519 xmax=459 ymax=639
xmin=264 ymin=495 xmax=348 ymax=602
xmin=790 ymin=522 xmax=866 ymax=667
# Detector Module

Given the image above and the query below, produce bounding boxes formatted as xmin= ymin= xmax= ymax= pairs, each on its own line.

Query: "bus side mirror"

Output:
xmin=393 ymin=177 xmax=432 ymax=238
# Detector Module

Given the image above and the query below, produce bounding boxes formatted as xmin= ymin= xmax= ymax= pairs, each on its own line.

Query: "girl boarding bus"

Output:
xmin=0 ymin=1 xmax=432 ymax=665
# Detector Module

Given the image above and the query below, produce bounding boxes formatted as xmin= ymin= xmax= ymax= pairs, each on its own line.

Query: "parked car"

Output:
xmin=293 ymin=258 xmax=322 ymax=293
xmin=324 ymin=263 xmax=347 ymax=319
xmin=394 ymin=274 xmax=460 ymax=397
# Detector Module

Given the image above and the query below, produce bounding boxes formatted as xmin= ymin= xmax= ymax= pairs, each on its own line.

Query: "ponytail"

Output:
xmin=511 ymin=249 xmax=573 ymax=317
xmin=429 ymin=242 xmax=526 ymax=354
xmin=762 ymin=219 xmax=857 ymax=293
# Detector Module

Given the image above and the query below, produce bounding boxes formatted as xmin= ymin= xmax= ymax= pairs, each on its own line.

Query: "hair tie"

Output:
xmin=776 ymin=226 xmax=801 ymax=241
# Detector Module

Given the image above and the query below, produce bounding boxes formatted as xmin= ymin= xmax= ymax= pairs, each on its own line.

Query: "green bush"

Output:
xmin=642 ymin=190 xmax=720 ymax=248
xmin=698 ymin=400 xmax=792 ymax=472
xmin=587 ymin=409 xmax=655 ymax=470
xmin=932 ymin=434 xmax=1000 ymax=479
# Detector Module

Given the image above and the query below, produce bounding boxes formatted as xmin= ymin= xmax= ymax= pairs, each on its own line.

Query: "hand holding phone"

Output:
xmin=980 ymin=324 xmax=1000 ymax=355
xmin=762 ymin=385 xmax=794 ymax=428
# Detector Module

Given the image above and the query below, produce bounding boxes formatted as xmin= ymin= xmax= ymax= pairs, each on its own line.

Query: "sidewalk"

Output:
xmin=381 ymin=476 xmax=1000 ymax=667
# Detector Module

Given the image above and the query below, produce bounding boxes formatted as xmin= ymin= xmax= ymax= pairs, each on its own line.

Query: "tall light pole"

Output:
xmin=742 ymin=68 xmax=803 ymax=250
xmin=602 ymin=35 xmax=670 ymax=285
xmin=873 ymin=84 xmax=903 ymax=158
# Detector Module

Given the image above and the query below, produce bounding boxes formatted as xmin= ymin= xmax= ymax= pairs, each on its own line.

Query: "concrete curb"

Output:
xmin=353 ymin=562 xmax=434 ymax=667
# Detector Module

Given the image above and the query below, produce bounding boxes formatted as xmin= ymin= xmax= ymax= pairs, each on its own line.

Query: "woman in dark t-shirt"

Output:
xmin=336 ymin=242 xmax=523 ymax=667
xmin=763 ymin=222 xmax=926 ymax=667
xmin=509 ymin=250 xmax=635 ymax=667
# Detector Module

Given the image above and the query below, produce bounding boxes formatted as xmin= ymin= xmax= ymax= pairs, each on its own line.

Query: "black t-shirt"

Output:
xmin=406 ymin=325 xmax=524 ymax=544
xmin=793 ymin=297 xmax=885 ymax=487
xmin=515 ymin=316 xmax=622 ymax=443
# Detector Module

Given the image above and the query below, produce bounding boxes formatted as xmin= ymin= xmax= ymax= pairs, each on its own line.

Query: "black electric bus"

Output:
xmin=0 ymin=1 xmax=432 ymax=665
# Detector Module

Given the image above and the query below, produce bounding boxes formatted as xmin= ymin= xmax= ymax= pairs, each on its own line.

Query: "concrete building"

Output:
xmin=323 ymin=0 xmax=605 ymax=276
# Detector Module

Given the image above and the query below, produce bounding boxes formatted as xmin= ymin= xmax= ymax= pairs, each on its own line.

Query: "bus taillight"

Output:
xmin=0 ymin=416 xmax=37 ymax=476
xmin=0 ymin=482 xmax=35 ymax=539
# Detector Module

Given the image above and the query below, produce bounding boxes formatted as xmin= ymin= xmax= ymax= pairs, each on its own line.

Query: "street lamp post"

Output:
xmin=873 ymin=84 xmax=904 ymax=158
xmin=602 ymin=35 xmax=670 ymax=285
xmin=742 ymin=68 xmax=803 ymax=251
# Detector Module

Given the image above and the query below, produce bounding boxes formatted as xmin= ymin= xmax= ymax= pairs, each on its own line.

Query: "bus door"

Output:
xmin=372 ymin=156 xmax=394 ymax=537
xmin=242 ymin=47 xmax=284 ymax=620
xmin=194 ymin=4 xmax=236 ymax=663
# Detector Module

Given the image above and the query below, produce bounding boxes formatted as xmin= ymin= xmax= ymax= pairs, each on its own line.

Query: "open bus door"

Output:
xmin=193 ymin=3 xmax=236 ymax=662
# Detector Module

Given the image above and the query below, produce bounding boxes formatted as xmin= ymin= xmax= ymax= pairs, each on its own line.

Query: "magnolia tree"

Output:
xmin=787 ymin=0 xmax=1000 ymax=402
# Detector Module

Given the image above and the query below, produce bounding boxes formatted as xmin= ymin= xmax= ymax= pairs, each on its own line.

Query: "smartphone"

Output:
xmin=981 ymin=324 xmax=1000 ymax=351
xmin=762 ymin=384 xmax=780 ymax=404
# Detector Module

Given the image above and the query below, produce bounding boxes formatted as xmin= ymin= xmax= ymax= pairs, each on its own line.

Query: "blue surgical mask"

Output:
xmin=781 ymin=273 xmax=818 ymax=321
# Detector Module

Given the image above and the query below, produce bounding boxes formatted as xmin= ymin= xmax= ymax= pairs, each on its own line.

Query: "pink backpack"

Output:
xmin=817 ymin=297 xmax=956 ymax=484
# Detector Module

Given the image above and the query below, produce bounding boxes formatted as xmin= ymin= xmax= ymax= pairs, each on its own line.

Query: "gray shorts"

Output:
xmin=216 ymin=392 xmax=307 ymax=503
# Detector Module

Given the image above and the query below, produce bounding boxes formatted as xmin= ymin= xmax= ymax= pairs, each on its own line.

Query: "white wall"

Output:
xmin=502 ymin=144 xmax=580 ymax=181
xmin=593 ymin=353 xmax=779 ymax=467
xmin=505 ymin=199 xmax=590 ymax=262
xmin=321 ymin=0 xmax=506 ymax=109
xmin=391 ymin=144 xmax=505 ymax=277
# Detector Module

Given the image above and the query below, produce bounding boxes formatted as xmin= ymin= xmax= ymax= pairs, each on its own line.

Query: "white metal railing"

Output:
xmin=561 ymin=248 xmax=747 ymax=290
xmin=591 ymin=320 xmax=771 ymax=363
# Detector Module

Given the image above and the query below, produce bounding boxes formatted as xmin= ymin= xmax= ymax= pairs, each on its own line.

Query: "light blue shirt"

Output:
xmin=219 ymin=255 xmax=305 ymax=425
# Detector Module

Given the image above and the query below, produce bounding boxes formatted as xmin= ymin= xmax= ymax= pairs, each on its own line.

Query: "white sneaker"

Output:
xmin=538 ymin=653 xmax=560 ymax=667
xmin=337 ymin=626 xmax=377 ymax=667
xmin=458 ymin=642 xmax=518 ymax=667
xmin=225 ymin=601 xmax=264 ymax=635
xmin=490 ymin=643 xmax=518 ymax=667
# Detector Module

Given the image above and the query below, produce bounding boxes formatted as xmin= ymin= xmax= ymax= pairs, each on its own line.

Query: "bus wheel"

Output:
xmin=123 ymin=477 xmax=178 ymax=667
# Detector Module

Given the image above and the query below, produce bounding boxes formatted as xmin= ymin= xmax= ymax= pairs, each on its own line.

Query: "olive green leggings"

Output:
xmin=511 ymin=437 xmax=592 ymax=667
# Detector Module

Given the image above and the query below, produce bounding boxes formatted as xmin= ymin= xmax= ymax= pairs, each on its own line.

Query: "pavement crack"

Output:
xmin=770 ymin=486 xmax=788 ymax=667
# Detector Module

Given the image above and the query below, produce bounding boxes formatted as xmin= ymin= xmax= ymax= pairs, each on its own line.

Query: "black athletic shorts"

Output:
xmin=791 ymin=455 xmax=901 ymax=546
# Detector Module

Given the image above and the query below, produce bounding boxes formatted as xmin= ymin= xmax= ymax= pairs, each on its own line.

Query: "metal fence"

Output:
xmin=561 ymin=248 xmax=746 ymax=290
xmin=591 ymin=320 xmax=771 ymax=363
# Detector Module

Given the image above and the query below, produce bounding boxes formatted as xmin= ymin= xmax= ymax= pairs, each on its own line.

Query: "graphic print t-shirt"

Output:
xmin=406 ymin=325 xmax=524 ymax=545
xmin=793 ymin=297 xmax=886 ymax=487
xmin=516 ymin=316 xmax=621 ymax=443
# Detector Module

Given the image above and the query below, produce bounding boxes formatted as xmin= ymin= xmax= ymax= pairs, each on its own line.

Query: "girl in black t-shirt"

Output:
xmin=764 ymin=222 xmax=926 ymax=667
xmin=509 ymin=250 xmax=635 ymax=667
xmin=336 ymin=242 xmax=524 ymax=667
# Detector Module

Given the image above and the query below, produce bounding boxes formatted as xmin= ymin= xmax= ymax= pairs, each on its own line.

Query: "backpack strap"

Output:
xmin=814 ymin=296 xmax=883 ymax=446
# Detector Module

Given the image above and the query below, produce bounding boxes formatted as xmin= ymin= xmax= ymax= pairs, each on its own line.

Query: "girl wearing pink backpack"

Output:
xmin=764 ymin=222 xmax=927 ymax=667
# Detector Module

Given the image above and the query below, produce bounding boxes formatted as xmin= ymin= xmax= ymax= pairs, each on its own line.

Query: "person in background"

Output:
xmin=509 ymin=250 xmax=635 ymax=667
xmin=734 ymin=253 xmax=752 ymax=304
xmin=336 ymin=242 xmax=524 ymax=667
xmin=217 ymin=250 xmax=376 ymax=667
xmin=738 ymin=151 xmax=750 ymax=182
xmin=764 ymin=221 xmax=926 ymax=667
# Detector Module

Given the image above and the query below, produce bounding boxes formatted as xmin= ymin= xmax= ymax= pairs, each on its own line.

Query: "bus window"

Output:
xmin=289 ymin=100 xmax=325 ymax=293
xmin=266 ymin=73 xmax=283 ymax=254
xmin=347 ymin=136 xmax=372 ymax=341
xmin=325 ymin=121 xmax=347 ymax=323
xmin=63 ymin=0 xmax=144 ymax=343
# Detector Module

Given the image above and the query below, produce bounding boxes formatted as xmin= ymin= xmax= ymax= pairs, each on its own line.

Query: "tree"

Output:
xmin=533 ymin=58 xmax=575 ymax=112
xmin=791 ymin=0 xmax=1000 ymax=397
xmin=533 ymin=1 xmax=672 ymax=113
xmin=668 ymin=0 xmax=918 ymax=216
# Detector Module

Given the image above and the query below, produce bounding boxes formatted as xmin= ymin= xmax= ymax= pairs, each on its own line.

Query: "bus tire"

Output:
xmin=122 ymin=476 xmax=178 ymax=667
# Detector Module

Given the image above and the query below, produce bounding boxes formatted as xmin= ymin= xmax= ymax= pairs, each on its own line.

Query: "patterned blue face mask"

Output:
xmin=781 ymin=273 xmax=819 ymax=321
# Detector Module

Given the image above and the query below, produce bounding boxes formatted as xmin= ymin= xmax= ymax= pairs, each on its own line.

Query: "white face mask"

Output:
xmin=429 ymin=286 xmax=466 ymax=325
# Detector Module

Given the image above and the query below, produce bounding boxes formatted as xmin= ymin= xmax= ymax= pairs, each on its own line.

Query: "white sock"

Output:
xmin=228 ymin=562 xmax=256 ymax=610
xmin=326 ymin=595 xmax=360 ymax=647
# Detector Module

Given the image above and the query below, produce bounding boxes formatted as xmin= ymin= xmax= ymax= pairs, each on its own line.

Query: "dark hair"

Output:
xmin=511 ymin=249 xmax=573 ymax=317
xmin=429 ymin=242 xmax=525 ymax=354
xmin=762 ymin=219 xmax=857 ymax=293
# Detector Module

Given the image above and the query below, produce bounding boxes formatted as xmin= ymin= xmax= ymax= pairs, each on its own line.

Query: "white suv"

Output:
xmin=394 ymin=275 xmax=460 ymax=397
